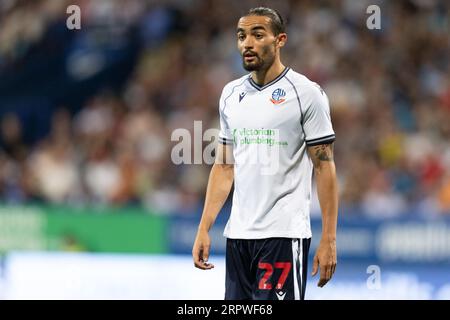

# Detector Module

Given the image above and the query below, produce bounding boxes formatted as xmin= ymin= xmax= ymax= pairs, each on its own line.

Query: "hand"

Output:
xmin=311 ymin=238 xmax=337 ymax=287
xmin=192 ymin=229 xmax=214 ymax=270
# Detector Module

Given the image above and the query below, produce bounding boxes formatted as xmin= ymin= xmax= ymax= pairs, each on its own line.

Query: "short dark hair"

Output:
xmin=246 ymin=7 xmax=285 ymax=35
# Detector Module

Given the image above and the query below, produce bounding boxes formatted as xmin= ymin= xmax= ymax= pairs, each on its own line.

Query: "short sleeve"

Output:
xmin=302 ymin=84 xmax=335 ymax=146
xmin=218 ymin=88 xmax=233 ymax=145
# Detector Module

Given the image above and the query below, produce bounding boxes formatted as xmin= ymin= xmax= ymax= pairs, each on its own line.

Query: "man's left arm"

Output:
xmin=307 ymin=143 xmax=338 ymax=287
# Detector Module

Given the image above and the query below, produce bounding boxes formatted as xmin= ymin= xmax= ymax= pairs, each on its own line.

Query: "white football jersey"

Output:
xmin=218 ymin=67 xmax=335 ymax=239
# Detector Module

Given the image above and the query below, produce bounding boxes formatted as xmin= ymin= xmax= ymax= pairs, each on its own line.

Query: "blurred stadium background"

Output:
xmin=0 ymin=0 xmax=449 ymax=299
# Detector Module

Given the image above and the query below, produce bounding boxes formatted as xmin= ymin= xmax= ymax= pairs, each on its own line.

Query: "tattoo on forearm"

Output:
xmin=313 ymin=144 xmax=333 ymax=162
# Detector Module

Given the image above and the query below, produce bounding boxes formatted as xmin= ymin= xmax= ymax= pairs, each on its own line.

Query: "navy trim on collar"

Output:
xmin=248 ymin=67 xmax=290 ymax=91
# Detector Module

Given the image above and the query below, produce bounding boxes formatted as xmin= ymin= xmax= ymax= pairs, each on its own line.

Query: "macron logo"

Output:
xmin=276 ymin=291 xmax=286 ymax=300
xmin=239 ymin=92 xmax=247 ymax=103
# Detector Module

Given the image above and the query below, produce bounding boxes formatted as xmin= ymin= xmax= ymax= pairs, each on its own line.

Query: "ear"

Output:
xmin=276 ymin=33 xmax=287 ymax=48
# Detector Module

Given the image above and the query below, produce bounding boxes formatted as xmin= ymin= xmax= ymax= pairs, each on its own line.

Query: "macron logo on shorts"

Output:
xmin=276 ymin=291 xmax=286 ymax=300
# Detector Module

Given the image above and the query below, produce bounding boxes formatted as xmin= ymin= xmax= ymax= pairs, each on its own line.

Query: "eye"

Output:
xmin=255 ymin=34 xmax=263 ymax=39
xmin=238 ymin=34 xmax=245 ymax=41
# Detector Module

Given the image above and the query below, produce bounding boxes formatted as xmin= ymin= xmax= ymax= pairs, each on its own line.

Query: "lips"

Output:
xmin=244 ymin=52 xmax=257 ymax=62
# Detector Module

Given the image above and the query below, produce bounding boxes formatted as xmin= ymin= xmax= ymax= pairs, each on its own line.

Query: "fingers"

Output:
xmin=192 ymin=245 xmax=214 ymax=270
xmin=201 ymin=259 xmax=215 ymax=269
xmin=318 ymin=263 xmax=329 ymax=287
xmin=331 ymin=262 xmax=337 ymax=278
xmin=192 ymin=246 xmax=203 ymax=269
xmin=202 ymin=244 xmax=210 ymax=263
xmin=201 ymin=244 xmax=214 ymax=269
xmin=312 ymin=255 xmax=330 ymax=287
xmin=311 ymin=255 xmax=319 ymax=276
xmin=317 ymin=261 xmax=337 ymax=287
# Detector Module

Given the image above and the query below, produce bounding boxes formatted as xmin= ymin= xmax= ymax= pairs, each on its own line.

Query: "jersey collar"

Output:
xmin=248 ymin=67 xmax=290 ymax=91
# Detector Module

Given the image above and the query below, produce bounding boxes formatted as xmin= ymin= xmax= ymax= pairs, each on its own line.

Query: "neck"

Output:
xmin=251 ymin=58 xmax=285 ymax=86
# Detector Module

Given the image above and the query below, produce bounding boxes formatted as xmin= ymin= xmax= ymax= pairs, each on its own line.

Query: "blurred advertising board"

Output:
xmin=168 ymin=214 xmax=450 ymax=264
xmin=0 ymin=205 xmax=168 ymax=253
xmin=2 ymin=204 xmax=450 ymax=264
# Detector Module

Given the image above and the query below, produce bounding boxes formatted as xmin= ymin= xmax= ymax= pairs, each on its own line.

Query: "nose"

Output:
xmin=242 ymin=37 xmax=254 ymax=50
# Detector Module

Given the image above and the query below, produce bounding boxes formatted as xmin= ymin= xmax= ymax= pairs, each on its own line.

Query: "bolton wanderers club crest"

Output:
xmin=270 ymin=88 xmax=286 ymax=105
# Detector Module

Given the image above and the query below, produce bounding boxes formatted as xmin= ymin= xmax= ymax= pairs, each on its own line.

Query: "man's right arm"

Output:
xmin=192 ymin=143 xmax=234 ymax=270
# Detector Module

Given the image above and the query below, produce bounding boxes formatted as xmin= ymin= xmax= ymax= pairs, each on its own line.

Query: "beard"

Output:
xmin=242 ymin=45 xmax=275 ymax=72
xmin=243 ymin=54 xmax=264 ymax=71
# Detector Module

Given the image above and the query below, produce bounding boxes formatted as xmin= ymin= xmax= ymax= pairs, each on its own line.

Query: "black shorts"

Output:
xmin=225 ymin=237 xmax=311 ymax=300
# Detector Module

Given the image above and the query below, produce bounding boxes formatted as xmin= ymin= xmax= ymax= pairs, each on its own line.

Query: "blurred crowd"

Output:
xmin=0 ymin=0 xmax=449 ymax=217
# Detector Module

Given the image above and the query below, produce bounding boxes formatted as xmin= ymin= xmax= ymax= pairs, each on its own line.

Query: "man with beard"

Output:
xmin=192 ymin=7 xmax=338 ymax=300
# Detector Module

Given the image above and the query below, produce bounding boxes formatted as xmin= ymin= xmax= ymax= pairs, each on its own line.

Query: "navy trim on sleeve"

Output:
xmin=305 ymin=134 xmax=335 ymax=146
xmin=219 ymin=137 xmax=233 ymax=145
